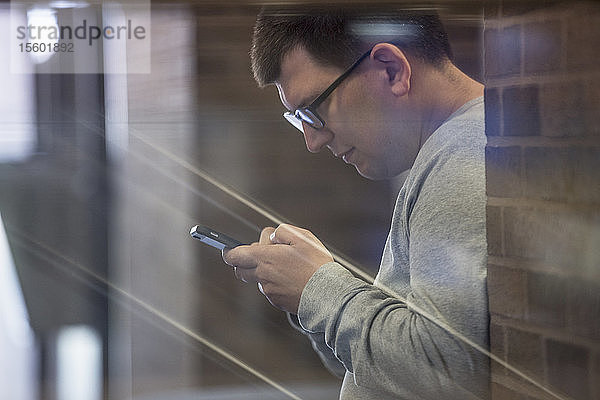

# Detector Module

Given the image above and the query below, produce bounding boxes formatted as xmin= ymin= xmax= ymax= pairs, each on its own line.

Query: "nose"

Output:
xmin=302 ymin=122 xmax=333 ymax=153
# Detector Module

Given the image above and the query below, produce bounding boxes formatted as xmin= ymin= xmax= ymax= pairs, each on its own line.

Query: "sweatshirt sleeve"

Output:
xmin=296 ymin=132 xmax=489 ymax=399
xmin=286 ymin=313 xmax=346 ymax=379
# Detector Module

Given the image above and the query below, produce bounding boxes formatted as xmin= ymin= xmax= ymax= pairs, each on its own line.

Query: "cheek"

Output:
xmin=331 ymin=78 xmax=378 ymax=124
xmin=357 ymin=99 xmax=393 ymax=139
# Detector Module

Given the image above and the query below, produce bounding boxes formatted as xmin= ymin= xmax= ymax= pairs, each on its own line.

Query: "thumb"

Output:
xmin=270 ymin=223 xmax=316 ymax=246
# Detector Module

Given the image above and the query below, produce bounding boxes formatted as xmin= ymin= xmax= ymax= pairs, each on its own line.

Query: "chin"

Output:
xmin=356 ymin=162 xmax=407 ymax=181
xmin=355 ymin=165 xmax=388 ymax=181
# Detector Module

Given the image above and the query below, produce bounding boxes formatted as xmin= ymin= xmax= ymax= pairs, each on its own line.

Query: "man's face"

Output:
xmin=275 ymin=45 xmax=422 ymax=180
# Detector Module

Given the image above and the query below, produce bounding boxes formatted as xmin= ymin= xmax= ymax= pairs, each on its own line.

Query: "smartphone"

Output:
xmin=189 ymin=225 xmax=244 ymax=250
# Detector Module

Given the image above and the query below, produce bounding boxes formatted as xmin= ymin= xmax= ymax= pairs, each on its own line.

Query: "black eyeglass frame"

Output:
xmin=283 ymin=48 xmax=373 ymax=132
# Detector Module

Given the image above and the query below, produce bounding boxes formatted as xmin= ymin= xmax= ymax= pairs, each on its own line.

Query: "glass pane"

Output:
xmin=2 ymin=2 xmax=597 ymax=400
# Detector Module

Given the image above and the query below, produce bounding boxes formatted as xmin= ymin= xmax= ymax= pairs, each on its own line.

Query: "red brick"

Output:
xmin=523 ymin=20 xmax=562 ymax=74
xmin=491 ymin=322 xmax=506 ymax=358
xmin=583 ymin=78 xmax=600 ymax=136
xmin=491 ymin=322 xmax=507 ymax=381
xmin=502 ymin=207 xmax=538 ymax=260
xmin=486 ymin=146 xmax=522 ymax=198
xmin=527 ymin=271 xmax=566 ymax=327
xmin=546 ymin=339 xmax=590 ymax=400
xmin=593 ymin=352 xmax=600 ymax=400
xmin=487 ymin=206 xmax=503 ymax=256
xmin=503 ymin=207 xmax=599 ymax=272
xmin=539 ymin=81 xmax=586 ymax=138
xmin=492 ymin=358 xmax=507 ymax=382
xmin=584 ymin=79 xmax=600 ymax=137
xmin=566 ymin=278 xmax=600 ymax=340
xmin=523 ymin=147 xmax=572 ymax=202
xmin=485 ymin=25 xmax=522 ymax=78
xmin=566 ymin=149 xmax=600 ymax=204
xmin=486 ymin=87 xmax=502 ymax=137
xmin=489 ymin=264 xmax=527 ymax=318
xmin=503 ymin=86 xmax=540 ymax=137
xmin=566 ymin=6 xmax=600 ymax=72
xmin=569 ymin=148 xmax=600 ymax=205
xmin=524 ymin=146 xmax=600 ymax=204
xmin=506 ymin=328 xmax=544 ymax=378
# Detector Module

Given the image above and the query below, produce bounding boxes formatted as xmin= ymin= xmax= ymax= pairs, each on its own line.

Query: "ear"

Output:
xmin=370 ymin=43 xmax=411 ymax=97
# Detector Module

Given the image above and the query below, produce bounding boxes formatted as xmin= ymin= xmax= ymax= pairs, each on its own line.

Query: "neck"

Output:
xmin=414 ymin=61 xmax=484 ymax=146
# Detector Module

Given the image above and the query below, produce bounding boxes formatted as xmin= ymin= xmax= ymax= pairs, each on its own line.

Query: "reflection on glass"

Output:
xmin=25 ymin=7 xmax=59 ymax=65
xmin=0 ymin=7 xmax=36 ymax=163
xmin=0 ymin=214 xmax=38 ymax=400
xmin=56 ymin=325 xmax=102 ymax=400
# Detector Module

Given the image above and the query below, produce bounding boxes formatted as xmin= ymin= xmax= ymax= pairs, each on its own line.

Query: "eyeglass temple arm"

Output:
xmin=308 ymin=49 xmax=372 ymax=110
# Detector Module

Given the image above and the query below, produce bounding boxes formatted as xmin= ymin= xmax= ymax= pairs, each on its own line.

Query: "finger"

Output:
xmin=222 ymin=245 xmax=259 ymax=269
xmin=271 ymin=223 xmax=310 ymax=245
xmin=234 ymin=266 xmax=258 ymax=283
xmin=221 ymin=247 xmax=235 ymax=263
xmin=238 ymin=267 xmax=258 ymax=283
xmin=259 ymin=226 xmax=276 ymax=244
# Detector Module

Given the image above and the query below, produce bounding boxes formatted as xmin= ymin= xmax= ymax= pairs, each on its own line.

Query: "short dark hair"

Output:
xmin=250 ymin=4 xmax=453 ymax=87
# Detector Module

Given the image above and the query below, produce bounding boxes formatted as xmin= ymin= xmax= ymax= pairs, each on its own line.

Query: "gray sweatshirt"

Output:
xmin=296 ymin=97 xmax=489 ymax=399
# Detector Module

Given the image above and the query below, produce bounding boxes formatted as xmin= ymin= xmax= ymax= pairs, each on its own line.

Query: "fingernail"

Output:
xmin=269 ymin=232 xmax=275 ymax=242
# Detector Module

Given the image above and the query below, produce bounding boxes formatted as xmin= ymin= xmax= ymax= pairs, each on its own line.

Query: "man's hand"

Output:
xmin=222 ymin=224 xmax=333 ymax=313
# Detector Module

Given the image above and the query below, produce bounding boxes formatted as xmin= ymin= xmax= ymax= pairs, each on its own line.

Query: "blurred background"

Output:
xmin=0 ymin=1 xmax=598 ymax=400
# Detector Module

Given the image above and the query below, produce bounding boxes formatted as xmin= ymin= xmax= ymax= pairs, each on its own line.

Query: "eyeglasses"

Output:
xmin=283 ymin=49 xmax=372 ymax=133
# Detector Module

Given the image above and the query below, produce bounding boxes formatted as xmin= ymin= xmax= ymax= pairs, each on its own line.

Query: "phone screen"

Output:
xmin=189 ymin=225 xmax=244 ymax=250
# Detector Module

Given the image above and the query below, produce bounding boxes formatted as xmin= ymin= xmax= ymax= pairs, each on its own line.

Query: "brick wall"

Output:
xmin=484 ymin=1 xmax=600 ymax=399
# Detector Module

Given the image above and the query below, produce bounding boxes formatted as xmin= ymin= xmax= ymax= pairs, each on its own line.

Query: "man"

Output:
xmin=223 ymin=5 xmax=489 ymax=399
